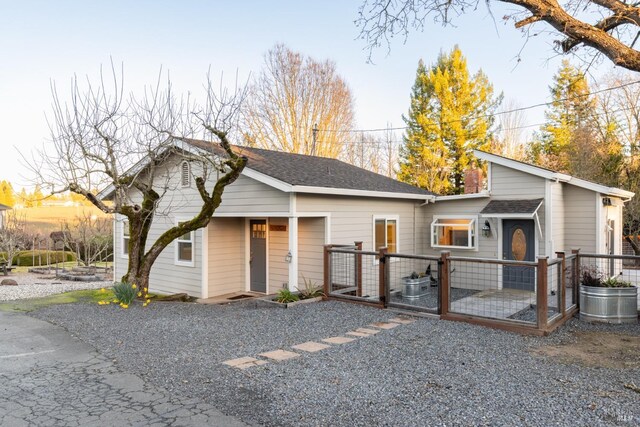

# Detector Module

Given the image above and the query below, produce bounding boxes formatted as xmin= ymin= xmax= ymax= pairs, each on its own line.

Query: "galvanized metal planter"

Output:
xmin=402 ymin=276 xmax=430 ymax=299
xmin=579 ymin=285 xmax=638 ymax=324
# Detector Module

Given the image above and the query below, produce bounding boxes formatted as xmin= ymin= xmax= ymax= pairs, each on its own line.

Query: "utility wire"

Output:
xmin=317 ymin=79 xmax=640 ymax=134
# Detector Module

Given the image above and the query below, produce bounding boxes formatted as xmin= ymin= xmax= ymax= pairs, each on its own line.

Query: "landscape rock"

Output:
xmin=1 ymin=279 xmax=18 ymax=286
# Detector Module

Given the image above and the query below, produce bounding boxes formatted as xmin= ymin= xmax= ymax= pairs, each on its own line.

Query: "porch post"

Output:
xmin=288 ymin=217 xmax=298 ymax=291
xmin=536 ymin=256 xmax=548 ymax=330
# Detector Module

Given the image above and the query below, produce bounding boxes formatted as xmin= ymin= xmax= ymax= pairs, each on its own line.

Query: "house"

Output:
xmin=0 ymin=203 xmax=10 ymax=229
xmin=110 ymin=141 xmax=634 ymax=299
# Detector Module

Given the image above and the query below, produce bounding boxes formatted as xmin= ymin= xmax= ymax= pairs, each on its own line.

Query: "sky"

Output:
xmin=0 ymin=0 xmax=627 ymax=190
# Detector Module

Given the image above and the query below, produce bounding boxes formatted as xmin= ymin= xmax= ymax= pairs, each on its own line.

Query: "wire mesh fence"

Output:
xmin=448 ymin=257 xmax=538 ymax=324
xmin=385 ymin=254 xmax=440 ymax=313
xmin=579 ymin=253 xmax=640 ymax=309
xmin=327 ymin=247 xmax=381 ymax=304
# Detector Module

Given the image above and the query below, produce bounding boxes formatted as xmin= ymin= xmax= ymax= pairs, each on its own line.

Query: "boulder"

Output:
xmin=1 ymin=279 xmax=18 ymax=286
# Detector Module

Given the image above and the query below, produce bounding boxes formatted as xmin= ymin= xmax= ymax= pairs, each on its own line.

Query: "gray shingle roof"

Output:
xmin=480 ymin=199 xmax=544 ymax=215
xmin=184 ymin=139 xmax=435 ymax=197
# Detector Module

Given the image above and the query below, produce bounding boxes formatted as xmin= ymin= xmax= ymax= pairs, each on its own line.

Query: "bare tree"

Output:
xmin=0 ymin=210 xmax=28 ymax=267
xmin=28 ymin=64 xmax=248 ymax=295
xmin=340 ymin=127 xmax=399 ymax=178
xmin=494 ymin=99 xmax=529 ymax=161
xmin=356 ymin=0 xmax=640 ymax=72
xmin=61 ymin=212 xmax=113 ymax=267
xmin=242 ymin=44 xmax=356 ymax=158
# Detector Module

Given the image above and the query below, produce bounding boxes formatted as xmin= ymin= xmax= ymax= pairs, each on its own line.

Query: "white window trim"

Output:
xmin=180 ymin=161 xmax=191 ymax=188
xmin=174 ymin=218 xmax=195 ymax=267
xmin=372 ymin=215 xmax=400 ymax=256
xmin=121 ymin=220 xmax=130 ymax=259
xmin=431 ymin=215 xmax=478 ymax=251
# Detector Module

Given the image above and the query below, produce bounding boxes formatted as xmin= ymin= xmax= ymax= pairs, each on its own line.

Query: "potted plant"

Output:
xmin=579 ymin=267 xmax=638 ymax=324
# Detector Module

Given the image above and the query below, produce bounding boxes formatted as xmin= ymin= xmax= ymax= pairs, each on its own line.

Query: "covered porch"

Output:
xmin=203 ymin=215 xmax=327 ymax=299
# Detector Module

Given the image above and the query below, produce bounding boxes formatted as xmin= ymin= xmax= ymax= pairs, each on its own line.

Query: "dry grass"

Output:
xmin=15 ymin=206 xmax=111 ymax=235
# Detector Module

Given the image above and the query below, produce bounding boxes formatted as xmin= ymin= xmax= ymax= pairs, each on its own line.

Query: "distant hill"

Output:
xmin=15 ymin=205 xmax=111 ymax=236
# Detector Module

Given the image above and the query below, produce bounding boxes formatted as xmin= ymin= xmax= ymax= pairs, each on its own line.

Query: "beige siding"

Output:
xmin=296 ymin=194 xmax=420 ymax=254
xmin=298 ymin=217 xmax=325 ymax=287
xmin=214 ymin=175 xmax=289 ymax=215
xmin=563 ymin=185 xmax=597 ymax=253
xmin=491 ymin=164 xmax=546 ymax=198
xmin=207 ymin=218 xmax=245 ymax=297
xmin=268 ymin=218 xmax=289 ymax=293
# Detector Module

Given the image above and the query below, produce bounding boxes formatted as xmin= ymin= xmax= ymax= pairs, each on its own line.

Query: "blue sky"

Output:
xmin=0 ymin=0 xmax=621 ymax=189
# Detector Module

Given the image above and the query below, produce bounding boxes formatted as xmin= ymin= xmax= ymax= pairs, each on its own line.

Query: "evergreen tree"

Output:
xmin=531 ymin=60 xmax=594 ymax=172
xmin=399 ymin=47 xmax=501 ymax=194
xmin=0 ymin=181 xmax=14 ymax=206
xmin=32 ymin=184 xmax=44 ymax=207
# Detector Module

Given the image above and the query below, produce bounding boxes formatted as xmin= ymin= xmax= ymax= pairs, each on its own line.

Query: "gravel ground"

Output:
xmin=32 ymin=300 xmax=639 ymax=427
xmin=0 ymin=273 xmax=111 ymax=301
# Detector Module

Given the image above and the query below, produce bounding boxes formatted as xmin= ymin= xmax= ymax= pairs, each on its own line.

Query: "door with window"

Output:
xmin=250 ymin=220 xmax=267 ymax=293
xmin=502 ymin=219 xmax=535 ymax=291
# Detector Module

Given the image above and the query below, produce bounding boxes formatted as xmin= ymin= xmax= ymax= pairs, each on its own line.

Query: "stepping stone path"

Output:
xmin=221 ymin=315 xmax=417 ymax=369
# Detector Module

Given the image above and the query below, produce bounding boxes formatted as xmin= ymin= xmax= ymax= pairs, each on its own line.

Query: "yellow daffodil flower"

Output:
xmin=132 ymin=284 xmax=137 ymax=289
xmin=137 ymin=292 xmax=142 ymax=297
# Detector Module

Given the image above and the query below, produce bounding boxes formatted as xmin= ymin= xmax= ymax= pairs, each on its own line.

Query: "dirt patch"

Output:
xmin=532 ymin=332 xmax=640 ymax=369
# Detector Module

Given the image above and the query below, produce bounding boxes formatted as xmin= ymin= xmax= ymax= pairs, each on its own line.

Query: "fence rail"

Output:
xmin=323 ymin=245 xmax=631 ymax=335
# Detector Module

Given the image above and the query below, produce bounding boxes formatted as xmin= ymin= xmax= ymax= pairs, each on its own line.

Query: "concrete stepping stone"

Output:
xmin=222 ymin=357 xmax=268 ymax=369
xmin=356 ymin=327 xmax=380 ymax=335
xmin=388 ymin=317 xmax=416 ymax=325
xmin=292 ymin=341 xmax=331 ymax=353
xmin=370 ymin=322 xmax=400 ymax=330
xmin=346 ymin=331 xmax=371 ymax=338
xmin=322 ymin=336 xmax=356 ymax=345
xmin=259 ymin=349 xmax=300 ymax=361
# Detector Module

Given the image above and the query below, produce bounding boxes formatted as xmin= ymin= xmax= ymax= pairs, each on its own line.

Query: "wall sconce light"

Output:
xmin=482 ymin=220 xmax=491 ymax=238
xmin=285 ymin=251 xmax=292 ymax=263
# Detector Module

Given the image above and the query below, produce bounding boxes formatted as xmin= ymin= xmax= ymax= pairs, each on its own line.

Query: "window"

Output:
xmin=374 ymin=216 xmax=398 ymax=253
xmin=180 ymin=161 xmax=190 ymax=187
xmin=121 ymin=221 xmax=130 ymax=257
xmin=431 ymin=217 xmax=477 ymax=250
xmin=175 ymin=221 xmax=195 ymax=266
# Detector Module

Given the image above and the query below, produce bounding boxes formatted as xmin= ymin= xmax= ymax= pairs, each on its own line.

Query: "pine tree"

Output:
xmin=32 ymin=184 xmax=44 ymax=207
xmin=532 ymin=60 xmax=594 ymax=172
xmin=0 ymin=181 xmax=15 ymax=207
xmin=399 ymin=47 xmax=501 ymax=194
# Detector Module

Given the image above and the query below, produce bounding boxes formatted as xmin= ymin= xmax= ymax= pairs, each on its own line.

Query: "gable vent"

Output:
xmin=181 ymin=161 xmax=190 ymax=187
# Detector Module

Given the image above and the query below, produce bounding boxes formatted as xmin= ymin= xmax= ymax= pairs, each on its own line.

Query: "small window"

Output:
xmin=181 ymin=161 xmax=190 ymax=187
xmin=431 ymin=217 xmax=477 ymax=250
xmin=374 ymin=217 xmax=398 ymax=253
xmin=121 ymin=221 xmax=130 ymax=257
xmin=175 ymin=221 xmax=194 ymax=266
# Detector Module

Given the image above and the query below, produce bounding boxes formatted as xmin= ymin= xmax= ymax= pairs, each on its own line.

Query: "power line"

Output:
xmin=317 ymin=79 xmax=640 ymax=134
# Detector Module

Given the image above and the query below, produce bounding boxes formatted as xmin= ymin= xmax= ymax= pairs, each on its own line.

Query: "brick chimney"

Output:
xmin=464 ymin=165 xmax=483 ymax=194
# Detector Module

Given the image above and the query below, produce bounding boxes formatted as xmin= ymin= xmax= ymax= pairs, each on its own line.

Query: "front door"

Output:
xmin=503 ymin=219 xmax=535 ymax=291
xmin=250 ymin=220 xmax=267 ymax=293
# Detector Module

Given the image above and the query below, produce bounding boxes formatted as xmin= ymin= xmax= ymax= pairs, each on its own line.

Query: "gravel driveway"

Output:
xmin=32 ymin=300 xmax=639 ymax=426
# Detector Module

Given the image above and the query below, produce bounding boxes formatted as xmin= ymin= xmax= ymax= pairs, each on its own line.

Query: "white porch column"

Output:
xmin=288 ymin=216 xmax=299 ymax=291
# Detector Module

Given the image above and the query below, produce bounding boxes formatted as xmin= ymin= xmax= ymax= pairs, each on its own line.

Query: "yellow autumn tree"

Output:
xmin=399 ymin=47 xmax=501 ymax=194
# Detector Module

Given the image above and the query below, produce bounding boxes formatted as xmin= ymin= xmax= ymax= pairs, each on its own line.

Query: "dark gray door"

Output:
xmin=503 ymin=219 xmax=535 ymax=291
xmin=250 ymin=220 xmax=267 ymax=293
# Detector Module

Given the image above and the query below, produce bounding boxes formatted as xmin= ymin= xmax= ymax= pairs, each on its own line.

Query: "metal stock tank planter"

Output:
xmin=579 ymin=271 xmax=638 ymax=324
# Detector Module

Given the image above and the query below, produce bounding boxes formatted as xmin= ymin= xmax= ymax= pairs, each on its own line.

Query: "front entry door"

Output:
xmin=250 ymin=220 xmax=267 ymax=293
xmin=503 ymin=219 xmax=535 ymax=291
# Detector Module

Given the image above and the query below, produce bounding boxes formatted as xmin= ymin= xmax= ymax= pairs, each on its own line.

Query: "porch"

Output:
xmin=204 ymin=216 xmax=326 ymax=298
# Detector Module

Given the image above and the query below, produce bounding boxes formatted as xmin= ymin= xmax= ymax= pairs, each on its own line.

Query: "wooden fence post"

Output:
xmin=439 ymin=251 xmax=450 ymax=316
xmin=555 ymin=251 xmax=566 ymax=317
xmin=536 ymin=256 xmax=548 ymax=330
xmin=355 ymin=241 xmax=363 ymax=297
xmin=323 ymin=244 xmax=332 ymax=297
xmin=378 ymin=247 xmax=388 ymax=308
xmin=571 ymin=248 xmax=580 ymax=309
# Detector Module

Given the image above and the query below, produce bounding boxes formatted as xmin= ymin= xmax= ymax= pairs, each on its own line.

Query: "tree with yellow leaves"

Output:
xmin=399 ymin=47 xmax=501 ymax=194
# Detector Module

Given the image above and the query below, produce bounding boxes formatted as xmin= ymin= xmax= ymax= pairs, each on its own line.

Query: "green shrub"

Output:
xmin=11 ymin=250 xmax=76 ymax=266
xmin=275 ymin=288 xmax=299 ymax=303
xmin=112 ymin=282 xmax=138 ymax=306
xmin=602 ymin=277 xmax=633 ymax=288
